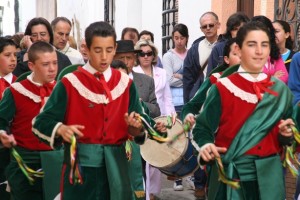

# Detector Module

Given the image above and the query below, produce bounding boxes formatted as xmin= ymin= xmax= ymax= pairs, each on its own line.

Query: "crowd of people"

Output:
xmin=0 ymin=10 xmax=299 ymax=200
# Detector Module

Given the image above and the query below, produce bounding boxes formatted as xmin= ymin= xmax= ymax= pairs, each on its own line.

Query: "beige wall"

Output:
xmin=211 ymin=0 xmax=275 ymax=34
xmin=211 ymin=0 xmax=237 ymax=33
xmin=254 ymin=0 xmax=274 ymax=20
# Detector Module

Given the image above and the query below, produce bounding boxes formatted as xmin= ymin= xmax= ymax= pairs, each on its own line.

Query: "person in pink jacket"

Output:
xmin=263 ymin=56 xmax=288 ymax=84
xmin=252 ymin=15 xmax=288 ymax=84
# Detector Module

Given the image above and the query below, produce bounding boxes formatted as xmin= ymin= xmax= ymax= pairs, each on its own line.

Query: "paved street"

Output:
xmin=155 ymin=175 xmax=196 ymax=200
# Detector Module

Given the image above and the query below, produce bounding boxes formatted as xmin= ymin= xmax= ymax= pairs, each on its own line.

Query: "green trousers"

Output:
xmin=6 ymin=160 xmax=43 ymax=200
xmin=5 ymin=147 xmax=63 ymax=200
xmin=0 ymin=148 xmax=10 ymax=200
xmin=61 ymin=144 xmax=134 ymax=200
xmin=128 ymin=142 xmax=145 ymax=200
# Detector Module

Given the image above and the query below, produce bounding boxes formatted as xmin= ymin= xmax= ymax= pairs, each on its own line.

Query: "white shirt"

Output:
xmin=59 ymin=43 xmax=85 ymax=65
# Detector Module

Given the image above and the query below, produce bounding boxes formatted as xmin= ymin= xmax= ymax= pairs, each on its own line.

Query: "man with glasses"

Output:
xmin=51 ymin=17 xmax=85 ymax=65
xmin=182 ymin=11 xmax=219 ymax=200
xmin=183 ymin=11 xmax=220 ymax=103
xmin=13 ymin=17 xmax=71 ymax=77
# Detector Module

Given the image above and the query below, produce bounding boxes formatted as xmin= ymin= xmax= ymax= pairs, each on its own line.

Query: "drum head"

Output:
xmin=140 ymin=116 xmax=188 ymax=168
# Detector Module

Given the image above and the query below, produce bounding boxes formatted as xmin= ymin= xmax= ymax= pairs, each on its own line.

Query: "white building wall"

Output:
xmin=178 ymin=0 xmax=211 ymax=48
xmin=2 ymin=0 xmax=211 ymax=54
xmin=18 ymin=0 xmax=36 ymax=33
xmin=1 ymin=0 xmax=15 ymax=36
xmin=56 ymin=0 xmax=104 ymax=44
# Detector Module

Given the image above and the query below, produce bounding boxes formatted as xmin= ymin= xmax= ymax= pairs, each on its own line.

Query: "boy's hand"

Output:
xmin=56 ymin=124 xmax=84 ymax=143
xmin=184 ymin=113 xmax=196 ymax=127
xmin=155 ymin=121 xmax=167 ymax=133
xmin=124 ymin=112 xmax=143 ymax=137
xmin=200 ymin=143 xmax=227 ymax=162
xmin=0 ymin=131 xmax=17 ymax=148
xmin=278 ymin=118 xmax=295 ymax=137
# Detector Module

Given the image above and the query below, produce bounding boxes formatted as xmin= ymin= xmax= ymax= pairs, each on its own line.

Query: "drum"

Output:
xmin=140 ymin=116 xmax=199 ymax=178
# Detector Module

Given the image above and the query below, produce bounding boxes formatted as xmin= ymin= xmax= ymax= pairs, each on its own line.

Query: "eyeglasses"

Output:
xmin=200 ymin=23 xmax=217 ymax=30
xmin=138 ymin=51 xmax=153 ymax=57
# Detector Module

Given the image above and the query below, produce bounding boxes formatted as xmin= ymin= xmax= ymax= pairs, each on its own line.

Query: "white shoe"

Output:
xmin=184 ymin=176 xmax=195 ymax=190
xmin=173 ymin=182 xmax=184 ymax=191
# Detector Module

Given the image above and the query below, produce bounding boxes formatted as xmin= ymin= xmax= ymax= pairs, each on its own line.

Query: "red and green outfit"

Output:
xmin=0 ymin=74 xmax=57 ymax=200
xmin=193 ymin=68 xmax=293 ymax=200
xmin=0 ymin=73 xmax=18 ymax=200
xmin=33 ymin=66 xmax=154 ymax=200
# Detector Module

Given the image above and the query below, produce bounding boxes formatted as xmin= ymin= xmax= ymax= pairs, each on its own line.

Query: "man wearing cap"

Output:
xmin=115 ymin=40 xmax=160 ymax=118
xmin=114 ymin=40 xmax=160 ymax=200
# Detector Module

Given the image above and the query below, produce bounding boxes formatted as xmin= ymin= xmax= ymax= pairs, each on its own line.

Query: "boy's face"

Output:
xmin=237 ymin=30 xmax=270 ymax=73
xmin=224 ymin=43 xmax=240 ymax=67
xmin=87 ymin=36 xmax=116 ymax=73
xmin=0 ymin=45 xmax=17 ymax=76
xmin=28 ymin=51 xmax=58 ymax=84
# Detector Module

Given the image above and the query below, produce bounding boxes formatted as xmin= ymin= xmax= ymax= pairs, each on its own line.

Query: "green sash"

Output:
xmin=209 ymin=78 xmax=293 ymax=200
xmin=40 ymin=150 xmax=64 ymax=200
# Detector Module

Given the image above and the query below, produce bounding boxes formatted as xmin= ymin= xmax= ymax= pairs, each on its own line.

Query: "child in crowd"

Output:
xmin=33 ymin=21 xmax=164 ymax=200
xmin=194 ymin=21 xmax=294 ymax=199
xmin=0 ymin=41 xmax=58 ymax=200
xmin=0 ymin=37 xmax=18 ymax=200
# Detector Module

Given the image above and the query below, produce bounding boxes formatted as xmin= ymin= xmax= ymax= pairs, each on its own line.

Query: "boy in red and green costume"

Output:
xmin=182 ymin=38 xmax=240 ymax=125
xmin=0 ymin=37 xmax=22 ymax=200
xmin=194 ymin=22 xmax=295 ymax=200
xmin=0 ymin=41 xmax=58 ymax=200
xmin=33 ymin=21 xmax=161 ymax=200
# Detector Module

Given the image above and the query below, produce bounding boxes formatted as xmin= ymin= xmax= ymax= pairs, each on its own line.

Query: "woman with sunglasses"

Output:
xmin=133 ymin=39 xmax=175 ymax=200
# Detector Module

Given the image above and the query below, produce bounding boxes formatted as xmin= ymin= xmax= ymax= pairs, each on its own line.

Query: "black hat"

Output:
xmin=116 ymin=40 xmax=141 ymax=53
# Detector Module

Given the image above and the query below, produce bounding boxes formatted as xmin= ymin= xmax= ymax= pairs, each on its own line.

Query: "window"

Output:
xmin=162 ymin=0 xmax=178 ymax=55
xmin=104 ymin=0 xmax=115 ymax=27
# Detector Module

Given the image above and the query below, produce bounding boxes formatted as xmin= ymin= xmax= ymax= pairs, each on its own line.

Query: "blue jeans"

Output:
xmin=194 ymin=167 xmax=207 ymax=189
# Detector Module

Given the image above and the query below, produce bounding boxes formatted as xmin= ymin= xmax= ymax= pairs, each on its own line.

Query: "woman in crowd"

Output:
xmin=134 ymin=39 xmax=175 ymax=200
xmin=252 ymin=15 xmax=288 ymax=84
xmin=13 ymin=17 xmax=71 ymax=77
xmin=273 ymin=20 xmax=295 ymax=72
xmin=162 ymin=23 xmax=189 ymax=191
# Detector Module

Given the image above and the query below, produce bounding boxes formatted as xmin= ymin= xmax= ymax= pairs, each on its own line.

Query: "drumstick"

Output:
xmin=168 ymin=122 xmax=191 ymax=145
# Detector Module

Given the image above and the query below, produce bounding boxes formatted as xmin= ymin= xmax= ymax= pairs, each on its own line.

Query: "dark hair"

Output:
xmin=251 ymin=15 xmax=280 ymax=62
xmin=222 ymin=38 xmax=237 ymax=67
xmin=138 ymin=30 xmax=154 ymax=42
xmin=111 ymin=59 xmax=128 ymax=74
xmin=9 ymin=33 xmax=24 ymax=49
xmin=172 ymin=23 xmax=189 ymax=46
xmin=121 ymin=27 xmax=139 ymax=40
xmin=236 ymin=21 xmax=271 ymax=48
xmin=85 ymin=21 xmax=116 ymax=49
xmin=222 ymin=12 xmax=250 ymax=39
xmin=200 ymin=11 xmax=219 ymax=21
xmin=0 ymin=37 xmax=17 ymax=53
xmin=273 ymin=20 xmax=293 ymax=50
xmin=25 ymin=17 xmax=54 ymax=44
xmin=27 ymin=41 xmax=55 ymax=63
xmin=51 ymin=17 xmax=72 ymax=30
